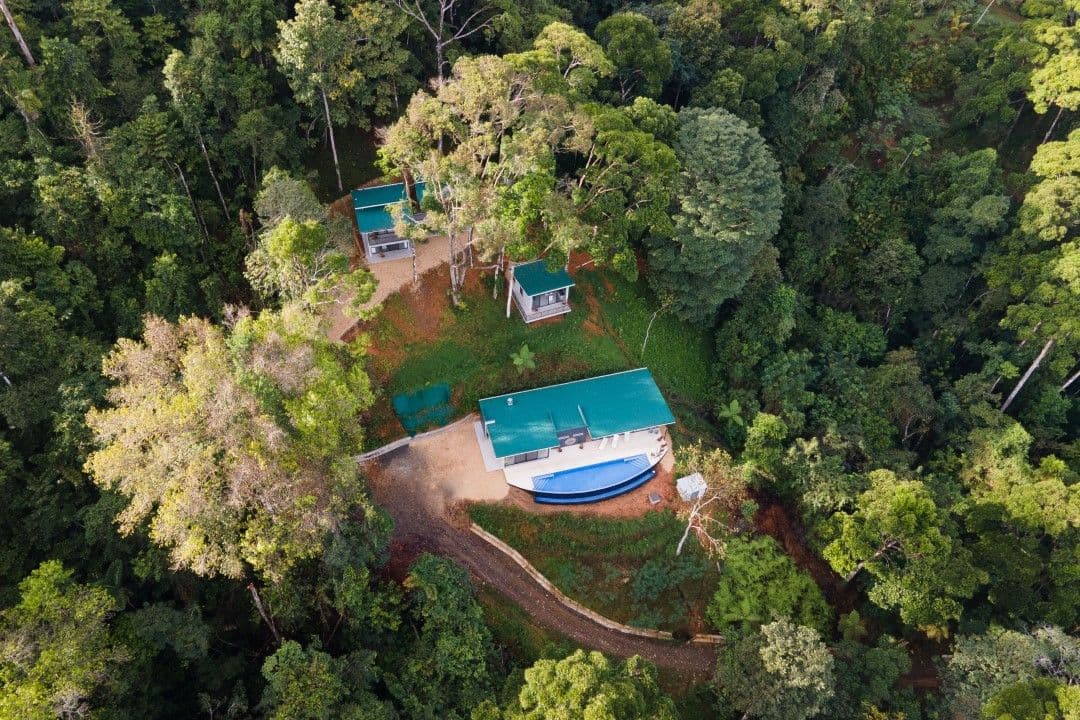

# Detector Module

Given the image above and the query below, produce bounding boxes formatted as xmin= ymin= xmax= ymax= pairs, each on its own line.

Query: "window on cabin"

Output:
xmin=504 ymin=448 xmax=550 ymax=466
xmin=532 ymin=289 xmax=566 ymax=310
xmin=373 ymin=241 xmax=408 ymax=253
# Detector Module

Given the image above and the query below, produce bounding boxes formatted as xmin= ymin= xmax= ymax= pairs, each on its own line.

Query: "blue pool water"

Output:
xmin=531 ymin=454 xmax=654 ymax=504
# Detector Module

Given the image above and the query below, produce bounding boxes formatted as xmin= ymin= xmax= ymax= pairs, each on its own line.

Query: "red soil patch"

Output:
xmin=462 ymin=264 xmax=496 ymax=295
xmin=900 ymin=645 xmax=942 ymax=690
xmin=379 ymin=537 xmax=426 ymax=582
xmin=580 ymin=318 xmax=604 ymax=336
xmin=753 ymin=498 xmax=859 ymax=614
xmin=352 ymin=264 xmax=452 ymax=445
xmin=685 ymin=604 xmax=708 ymax=636
xmin=353 ymin=263 xmax=451 ymax=351
xmin=326 ymin=193 xmax=354 ymax=220
xmin=528 ymin=314 xmax=570 ymax=328
xmin=568 ymin=250 xmax=598 ymax=276
xmin=404 ymin=264 xmax=452 ymax=339
xmin=565 ymin=259 xmax=608 ymax=335
xmin=364 ymin=397 xmax=406 ymax=448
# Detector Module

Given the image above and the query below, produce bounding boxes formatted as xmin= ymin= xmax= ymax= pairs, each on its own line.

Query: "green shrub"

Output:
xmin=706 ymin=535 xmax=831 ymax=633
xmin=632 ymin=553 xmax=707 ymax=604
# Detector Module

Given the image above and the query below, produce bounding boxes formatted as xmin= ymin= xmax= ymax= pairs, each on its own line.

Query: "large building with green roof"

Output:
xmin=475 ymin=369 xmax=675 ymax=504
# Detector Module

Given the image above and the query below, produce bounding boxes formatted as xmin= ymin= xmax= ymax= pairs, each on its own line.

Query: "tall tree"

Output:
xmin=714 ymin=619 xmax=835 ymax=720
xmin=594 ymin=12 xmax=671 ymax=101
xmin=941 ymin=625 xmax=1080 ymax=719
xmin=493 ymin=649 xmax=677 ymax=720
xmin=983 ymin=678 xmax=1080 ymax=720
xmin=162 ymin=49 xmax=230 ymax=215
xmin=567 ymin=103 xmax=678 ymax=278
xmin=350 ymin=1 xmax=419 ymax=120
xmin=260 ymin=640 xmax=393 ymax=720
xmin=648 ymin=106 xmax=783 ymax=325
xmin=0 ymin=561 xmax=125 ymax=719
xmin=672 ymin=443 xmax=750 ymax=556
xmin=379 ymin=52 xmax=566 ymax=302
xmin=85 ymin=307 xmax=376 ymax=583
xmin=986 ymin=129 xmax=1080 ymax=412
xmin=275 ymin=0 xmax=356 ymax=192
xmin=1027 ymin=23 xmax=1080 ymax=143
xmin=823 ymin=471 xmax=985 ymax=635
xmin=388 ymin=555 xmax=495 ymax=719
xmin=386 ymin=0 xmax=496 ymax=86
xmin=0 ymin=280 xmax=73 ymax=429
xmin=0 ymin=0 xmax=34 ymax=66
xmin=246 ymin=169 xmax=374 ymax=313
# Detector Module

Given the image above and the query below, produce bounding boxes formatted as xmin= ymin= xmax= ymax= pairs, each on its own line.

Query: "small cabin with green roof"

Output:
xmin=509 ymin=259 xmax=574 ymax=323
xmin=351 ymin=181 xmax=429 ymax=263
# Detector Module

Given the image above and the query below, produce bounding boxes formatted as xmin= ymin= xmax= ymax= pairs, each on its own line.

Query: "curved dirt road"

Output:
xmin=368 ymin=448 xmax=717 ymax=683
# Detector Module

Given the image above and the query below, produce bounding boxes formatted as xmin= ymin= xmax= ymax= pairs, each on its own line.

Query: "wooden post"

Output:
xmin=1042 ymin=105 xmax=1066 ymax=145
xmin=493 ymin=245 xmax=503 ymax=299
xmin=320 ymin=86 xmax=343 ymax=192
xmin=973 ymin=0 xmax=996 ymax=25
xmin=195 ymin=126 xmax=228 ymax=216
xmin=1060 ymin=366 xmax=1080 ymax=393
xmin=505 ymin=263 xmax=515 ymax=319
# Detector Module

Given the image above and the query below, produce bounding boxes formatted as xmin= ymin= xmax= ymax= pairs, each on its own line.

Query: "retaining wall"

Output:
xmin=356 ymin=412 xmax=477 ymax=462
xmin=469 ymin=523 xmax=724 ymax=646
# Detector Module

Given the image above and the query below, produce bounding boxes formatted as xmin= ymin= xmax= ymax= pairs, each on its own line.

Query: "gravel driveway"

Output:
xmin=367 ymin=443 xmax=717 ymax=682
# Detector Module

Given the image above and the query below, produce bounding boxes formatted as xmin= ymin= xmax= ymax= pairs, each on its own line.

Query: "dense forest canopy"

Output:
xmin=0 ymin=0 xmax=1078 ymax=717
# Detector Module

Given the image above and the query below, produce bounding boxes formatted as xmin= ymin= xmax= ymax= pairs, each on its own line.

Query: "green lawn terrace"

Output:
xmin=469 ymin=504 xmax=721 ymax=635
xmin=475 ymin=368 xmax=675 ymax=504
xmin=351 ymin=180 xmax=430 ymax=263
xmin=358 ymin=262 xmax=714 ymax=452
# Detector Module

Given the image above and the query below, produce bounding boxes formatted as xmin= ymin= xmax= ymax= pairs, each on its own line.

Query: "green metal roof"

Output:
xmin=352 ymin=182 xmax=427 ymax=235
xmin=513 ymin=260 xmax=574 ymax=296
xmin=355 ymin=205 xmax=397 ymax=234
xmin=352 ymin=183 xmax=408 ymax=209
xmin=478 ymin=368 xmax=675 ymax=458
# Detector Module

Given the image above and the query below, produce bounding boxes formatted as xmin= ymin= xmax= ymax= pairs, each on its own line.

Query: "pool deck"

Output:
xmin=496 ymin=428 xmax=669 ymax=491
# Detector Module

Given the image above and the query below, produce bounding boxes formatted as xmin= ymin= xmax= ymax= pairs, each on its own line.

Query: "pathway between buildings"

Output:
xmin=367 ymin=456 xmax=718 ymax=681
xmin=327 ymin=236 xmax=449 ymax=342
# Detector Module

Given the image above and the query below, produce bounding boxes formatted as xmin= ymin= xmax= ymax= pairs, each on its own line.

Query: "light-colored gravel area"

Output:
xmin=374 ymin=414 xmax=508 ymax=514
xmin=326 ymin=235 xmax=450 ymax=342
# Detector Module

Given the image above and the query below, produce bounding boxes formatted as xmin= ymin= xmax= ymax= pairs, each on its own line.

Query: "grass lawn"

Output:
xmin=469 ymin=504 xmax=721 ymax=635
xmin=361 ymin=263 xmax=715 ymax=448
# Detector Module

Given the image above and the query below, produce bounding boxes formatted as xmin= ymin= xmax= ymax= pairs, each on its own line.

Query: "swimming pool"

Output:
xmin=531 ymin=454 xmax=655 ymax=504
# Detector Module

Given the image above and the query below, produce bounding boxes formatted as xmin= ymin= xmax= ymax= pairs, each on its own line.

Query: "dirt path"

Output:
xmin=753 ymin=497 xmax=859 ymax=613
xmin=327 ymin=236 xmax=451 ymax=342
xmin=367 ymin=451 xmax=717 ymax=681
